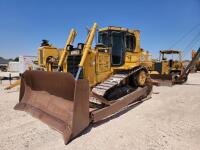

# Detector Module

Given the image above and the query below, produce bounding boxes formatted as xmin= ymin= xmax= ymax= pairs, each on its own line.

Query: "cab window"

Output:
xmin=98 ymin=32 xmax=109 ymax=46
xmin=125 ymin=34 xmax=136 ymax=51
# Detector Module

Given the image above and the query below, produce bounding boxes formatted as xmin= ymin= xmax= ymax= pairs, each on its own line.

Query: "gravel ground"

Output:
xmin=0 ymin=72 xmax=200 ymax=150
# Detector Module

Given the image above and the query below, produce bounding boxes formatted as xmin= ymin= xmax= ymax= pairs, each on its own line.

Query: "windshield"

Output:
xmin=161 ymin=53 xmax=181 ymax=61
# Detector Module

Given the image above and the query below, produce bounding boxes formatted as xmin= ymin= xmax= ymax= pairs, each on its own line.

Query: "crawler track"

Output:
xmin=92 ymin=66 xmax=148 ymax=98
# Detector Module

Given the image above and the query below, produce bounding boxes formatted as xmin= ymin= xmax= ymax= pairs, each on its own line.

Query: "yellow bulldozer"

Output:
xmin=150 ymin=48 xmax=200 ymax=86
xmin=150 ymin=50 xmax=184 ymax=86
xmin=4 ymin=29 xmax=77 ymax=90
xmin=14 ymin=23 xmax=153 ymax=144
xmin=38 ymin=28 xmax=77 ymax=72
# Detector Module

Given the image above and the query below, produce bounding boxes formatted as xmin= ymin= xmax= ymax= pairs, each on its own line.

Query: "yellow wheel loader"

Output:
xmin=14 ymin=23 xmax=153 ymax=144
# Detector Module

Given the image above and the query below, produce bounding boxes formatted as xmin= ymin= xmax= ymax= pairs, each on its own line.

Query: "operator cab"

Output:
xmin=159 ymin=50 xmax=182 ymax=62
xmin=98 ymin=27 xmax=137 ymax=66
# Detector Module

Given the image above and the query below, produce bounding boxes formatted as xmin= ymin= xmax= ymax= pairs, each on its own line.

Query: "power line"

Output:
xmin=169 ymin=23 xmax=200 ymax=49
xmin=184 ymin=32 xmax=200 ymax=50
xmin=182 ymin=31 xmax=200 ymax=59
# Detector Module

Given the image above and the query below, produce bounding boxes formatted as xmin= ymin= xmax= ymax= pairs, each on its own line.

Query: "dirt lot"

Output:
xmin=0 ymin=72 xmax=200 ymax=150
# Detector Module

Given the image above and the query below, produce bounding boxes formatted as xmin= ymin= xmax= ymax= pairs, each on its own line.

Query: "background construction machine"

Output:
xmin=151 ymin=48 xmax=200 ymax=86
xmin=175 ymin=47 xmax=200 ymax=83
xmin=38 ymin=29 xmax=77 ymax=72
xmin=14 ymin=23 xmax=153 ymax=144
xmin=150 ymin=50 xmax=184 ymax=86
xmin=4 ymin=29 xmax=77 ymax=90
xmin=191 ymin=50 xmax=200 ymax=72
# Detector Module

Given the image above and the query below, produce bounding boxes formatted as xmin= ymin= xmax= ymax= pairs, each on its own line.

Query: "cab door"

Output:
xmin=111 ymin=31 xmax=124 ymax=66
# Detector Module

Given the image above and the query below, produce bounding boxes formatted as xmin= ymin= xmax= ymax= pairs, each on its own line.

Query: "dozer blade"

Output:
xmin=150 ymin=74 xmax=174 ymax=86
xmin=14 ymin=70 xmax=90 ymax=144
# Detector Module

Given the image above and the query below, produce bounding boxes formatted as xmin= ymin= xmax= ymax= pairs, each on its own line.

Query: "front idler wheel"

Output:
xmin=135 ymin=70 xmax=147 ymax=87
